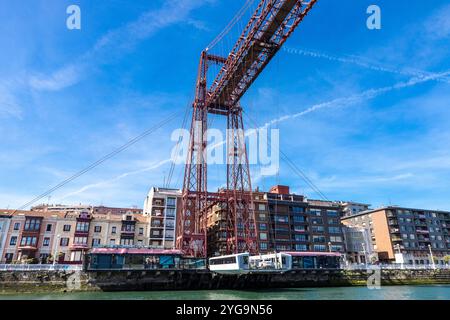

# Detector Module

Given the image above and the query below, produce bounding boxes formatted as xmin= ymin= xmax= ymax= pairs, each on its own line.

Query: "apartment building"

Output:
xmin=205 ymin=191 xmax=264 ymax=256
xmin=0 ymin=212 xmax=12 ymax=261
xmin=341 ymin=206 xmax=450 ymax=265
xmin=266 ymin=186 xmax=346 ymax=254
xmin=1 ymin=210 xmax=62 ymax=263
xmin=342 ymin=226 xmax=373 ymax=264
xmin=143 ymin=187 xmax=181 ymax=249
xmin=339 ymin=201 xmax=371 ymax=217
xmin=0 ymin=209 xmax=150 ymax=264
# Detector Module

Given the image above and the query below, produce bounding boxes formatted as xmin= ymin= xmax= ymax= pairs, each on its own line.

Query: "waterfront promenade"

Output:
xmin=1 ymin=264 xmax=450 ymax=294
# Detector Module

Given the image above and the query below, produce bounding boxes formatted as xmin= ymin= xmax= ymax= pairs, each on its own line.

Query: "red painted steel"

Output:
xmin=176 ymin=0 xmax=319 ymax=257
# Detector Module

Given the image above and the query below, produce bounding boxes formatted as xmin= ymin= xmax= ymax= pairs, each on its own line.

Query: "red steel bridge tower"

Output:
xmin=176 ymin=0 xmax=318 ymax=257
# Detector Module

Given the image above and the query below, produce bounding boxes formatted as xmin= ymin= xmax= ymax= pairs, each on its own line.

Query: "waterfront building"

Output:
xmin=342 ymin=226 xmax=373 ymax=264
xmin=32 ymin=204 xmax=143 ymax=215
xmin=341 ymin=206 xmax=450 ymax=265
xmin=0 ymin=212 xmax=12 ymax=261
xmin=93 ymin=206 xmax=143 ymax=215
xmin=205 ymin=191 xmax=265 ymax=256
xmin=143 ymin=187 xmax=181 ymax=249
xmin=266 ymin=186 xmax=346 ymax=254
xmin=1 ymin=210 xmax=62 ymax=263
xmin=0 ymin=209 xmax=150 ymax=264
xmin=339 ymin=201 xmax=371 ymax=217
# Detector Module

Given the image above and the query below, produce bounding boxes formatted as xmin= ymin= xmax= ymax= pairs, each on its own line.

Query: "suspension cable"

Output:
xmin=14 ymin=111 xmax=181 ymax=212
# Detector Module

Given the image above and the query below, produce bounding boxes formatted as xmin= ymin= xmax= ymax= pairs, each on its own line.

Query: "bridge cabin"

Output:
xmin=249 ymin=252 xmax=342 ymax=271
xmin=208 ymin=253 xmax=250 ymax=274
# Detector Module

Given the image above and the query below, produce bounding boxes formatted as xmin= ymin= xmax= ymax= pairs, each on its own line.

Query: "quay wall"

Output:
xmin=1 ymin=269 xmax=450 ymax=294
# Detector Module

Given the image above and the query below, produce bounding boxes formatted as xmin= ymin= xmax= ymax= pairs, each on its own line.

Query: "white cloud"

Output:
xmin=424 ymin=4 xmax=450 ymax=40
xmin=56 ymin=158 xmax=171 ymax=201
xmin=257 ymin=70 xmax=450 ymax=130
xmin=0 ymin=81 xmax=22 ymax=119
xmin=28 ymin=0 xmax=212 ymax=92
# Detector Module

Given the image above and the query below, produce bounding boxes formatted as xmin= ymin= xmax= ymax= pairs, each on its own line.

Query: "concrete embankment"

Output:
xmin=1 ymin=269 xmax=450 ymax=294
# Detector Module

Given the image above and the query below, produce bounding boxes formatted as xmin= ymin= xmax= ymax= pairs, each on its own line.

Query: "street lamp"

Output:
xmin=428 ymin=244 xmax=436 ymax=270
xmin=53 ymin=234 xmax=61 ymax=266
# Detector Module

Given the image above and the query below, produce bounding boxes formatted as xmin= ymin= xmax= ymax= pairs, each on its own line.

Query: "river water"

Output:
xmin=1 ymin=285 xmax=449 ymax=300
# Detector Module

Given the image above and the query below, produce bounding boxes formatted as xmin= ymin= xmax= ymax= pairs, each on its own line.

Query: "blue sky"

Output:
xmin=0 ymin=0 xmax=449 ymax=210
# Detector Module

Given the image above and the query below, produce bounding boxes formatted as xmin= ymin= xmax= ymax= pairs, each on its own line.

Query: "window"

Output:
xmin=138 ymin=240 xmax=143 ymax=246
xmin=76 ymin=222 xmax=89 ymax=232
xmin=166 ymin=220 xmax=175 ymax=228
xmin=259 ymin=223 xmax=267 ymax=231
xmin=121 ymin=224 xmax=135 ymax=232
xmin=60 ymin=238 xmax=69 ymax=246
xmin=293 ymin=215 xmax=306 ymax=223
xmin=120 ymin=238 xmax=134 ymax=246
xmin=20 ymin=236 xmax=37 ymax=247
xmin=74 ymin=237 xmax=87 ymax=245
xmin=312 ymin=226 xmax=324 ymax=233
xmin=139 ymin=227 xmax=144 ymax=235
xmin=258 ymin=204 xmax=266 ymax=211
xmin=13 ymin=222 xmax=20 ymax=230
xmin=329 ymin=236 xmax=342 ymax=242
xmin=259 ymin=232 xmax=268 ymax=240
xmin=92 ymin=238 xmax=101 ymax=247
xmin=10 ymin=236 xmax=17 ymax=246
xmin=309 ymin=209 xmax=322 ymax=216
xmin=94 ymin=226 xmax=102 ymax=233
xmin=312 ymin=235 xmax=326 ymax=243
xmin=311 ymin=217 xmax=323 ymax=225
xmin=327 ymin=210 xmax=339 ymax=217
xmin=167 ymin=197 xmax=176 ymax=207
xmin=110 ymin=239 xmax=116 ymax=245
xmin=291 ymin=206 xmax=304 ymax=213
xmin=43 ymin=237 xmax=50 ymax=246
xmin=260 ymin=242 xmax=268 ymax=250
xmin=295 ymin=244 xmax=308 ymax=251
xmin=294 ymin=234 xmax=307 ymax=241
xmin=111 ymin=226 xmax=117 ymax=234
xmin=258 ymin=213 xmax=266 ymax=220
xmin=331 ymin=245 xmax=343 ymax=252
xmin=24 ymin=218 xmax=41 ymax=231
xmin=165 ymin=230 xmax=175 ymax=238
xmin=4 ymin=253 xmax=14 ymax=263
xmin=294 ymin=225 xmax=307 ymax=232
xmin=46 ymin=224 xmax=52 ymax=232
xmin=166 ymin=208 xmax=176 ymax=217
xmin=313 ymin=244 xmax=326 ymax=252
xmin=63 ymin=225 xmax=71 ymax=232
xmin=275 ymin=215 xmax=289 ymax=223
xmin=328 ymin=218 xmax=340 ymax=225
xmin=328 ymin=227 xmax=341 ymax=234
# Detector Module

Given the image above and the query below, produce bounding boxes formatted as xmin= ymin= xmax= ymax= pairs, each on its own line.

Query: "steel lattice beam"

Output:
xmin=176 ymin=0 xmax=319 ymax=258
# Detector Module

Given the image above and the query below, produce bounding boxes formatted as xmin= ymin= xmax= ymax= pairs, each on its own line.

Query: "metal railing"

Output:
xmin=343 ymin=263 xmax=450 ymax=270
xmin=0 ymin=264 xmax=83 ymax=271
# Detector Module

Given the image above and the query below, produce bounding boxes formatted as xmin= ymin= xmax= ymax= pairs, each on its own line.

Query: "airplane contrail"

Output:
xmin=57 ymin=70 xmax=450 ymax=199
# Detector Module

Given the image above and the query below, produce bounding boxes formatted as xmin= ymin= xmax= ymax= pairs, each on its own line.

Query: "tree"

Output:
xmin=443 ymin=255 xmax=450 ymax=265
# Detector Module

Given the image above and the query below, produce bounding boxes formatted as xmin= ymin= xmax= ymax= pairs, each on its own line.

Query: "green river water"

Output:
xmin=1 ymin=285 xmax=449 ymax=300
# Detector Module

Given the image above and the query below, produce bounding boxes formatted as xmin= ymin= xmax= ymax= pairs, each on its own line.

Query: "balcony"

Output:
xmin=388 ymin=219 xmax=399 ymax=226
xmin=70 ymin=243 xmax=89 ymax=250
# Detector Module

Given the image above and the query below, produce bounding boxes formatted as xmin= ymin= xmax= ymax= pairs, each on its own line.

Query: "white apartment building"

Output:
xmin=143 ymin=187 xmax=181 ymax=249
